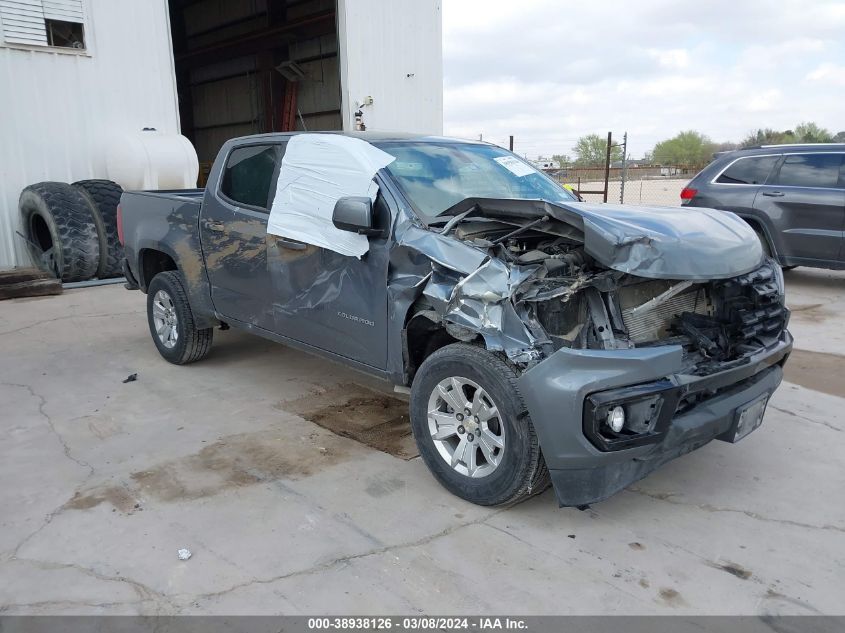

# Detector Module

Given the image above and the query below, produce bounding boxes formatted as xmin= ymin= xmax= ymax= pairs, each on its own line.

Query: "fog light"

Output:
xmin=606 ymin=406 xmax=625 ymax=433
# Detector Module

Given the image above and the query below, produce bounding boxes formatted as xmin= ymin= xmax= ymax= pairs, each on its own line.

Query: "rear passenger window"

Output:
xmin=773 ymin=154 xmax=843 ymax=189
xmin=220 ymin=144 xmax=279 ymax=209
xmin=716 ymin=156 xmax=779 ymax=185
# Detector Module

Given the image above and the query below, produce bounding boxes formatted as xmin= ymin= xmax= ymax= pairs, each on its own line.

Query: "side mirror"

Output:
xmin=332 ymin=196 xmax=380 ymax=236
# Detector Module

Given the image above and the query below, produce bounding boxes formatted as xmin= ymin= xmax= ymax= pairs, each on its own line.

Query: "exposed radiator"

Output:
xmin=622 ymin=289 xmax=707 ymax=343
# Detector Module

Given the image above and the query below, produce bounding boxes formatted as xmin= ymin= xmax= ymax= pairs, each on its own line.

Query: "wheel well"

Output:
xmin=406 ymin=316 xmax=457 ymax=382
xmin=403 ymin=305 xmax=489 ymax=383
xmin=139 ymin=249 xmax=177 ymax=290
xmin=739 ymin=217 xmax=774 ymax=255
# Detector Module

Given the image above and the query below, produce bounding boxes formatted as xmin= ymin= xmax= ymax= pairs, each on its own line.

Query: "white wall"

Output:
xmin=0 ymin=0 xmax=179 ymax=267
xmin=338 ymin=0 xmax=443 ymax=136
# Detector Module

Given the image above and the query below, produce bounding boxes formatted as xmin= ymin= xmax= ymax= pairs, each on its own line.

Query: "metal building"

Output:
xmin=0 ymin=0 xmax=443 ymax=268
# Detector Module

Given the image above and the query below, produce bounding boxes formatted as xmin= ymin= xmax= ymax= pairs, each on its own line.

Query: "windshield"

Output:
xmin=375 ymin=141 xmax=577 ymax=221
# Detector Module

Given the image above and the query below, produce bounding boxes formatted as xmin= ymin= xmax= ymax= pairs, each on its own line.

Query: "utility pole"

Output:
xmin=619 ymin=131 xmax=628 ymax=204
xmin=602 ymin=131 xmax=612 ymax=203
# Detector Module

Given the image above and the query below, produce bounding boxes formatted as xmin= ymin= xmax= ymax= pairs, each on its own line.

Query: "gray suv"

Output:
xmin=682 ymin=144 xmax=845 ymax=270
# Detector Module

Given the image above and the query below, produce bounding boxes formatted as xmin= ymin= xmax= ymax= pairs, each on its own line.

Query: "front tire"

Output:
xmin=410 ymin=343 xmax=549 ymax=506
xmin=146 ymin=271 xmax=213 ymax=365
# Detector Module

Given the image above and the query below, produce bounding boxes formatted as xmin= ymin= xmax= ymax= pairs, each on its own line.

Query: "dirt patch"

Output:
xmin=65 ymin=430 xmax=352 ymax=509
xmin=64 ymin=485 xmax=137 ymax=513
xmin=279 ymin=383 xmax=417 ymax=459
xmin=658 ymin=587 xmax=686 ymax=607
xmin=787 ymin=302 xmax=832 ymax=324
xmin=365 ymin=476 xmax=407 ymax=498
xmin=783 ymin=349 xmax=845 ymax=398
xmin=130 ymin=432 xmax=350 ymax=502
xmin=708 ymin=560 xmax=752 ymax=580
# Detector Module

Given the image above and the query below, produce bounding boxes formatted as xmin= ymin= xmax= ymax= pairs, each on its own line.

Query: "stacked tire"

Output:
xmin=19 ymin=179 xmax=124 ymax=283
xmin=72 ymin=179 xmax=124 ymax=279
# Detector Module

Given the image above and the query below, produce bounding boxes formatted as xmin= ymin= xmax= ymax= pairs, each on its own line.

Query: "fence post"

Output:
xmin=602 ymin=131 xmax=612 ymax=203
xmin=509 ymin=135 xmax=514 ymax=152
xmin=619 ymin=131 xmax=628 ymax=204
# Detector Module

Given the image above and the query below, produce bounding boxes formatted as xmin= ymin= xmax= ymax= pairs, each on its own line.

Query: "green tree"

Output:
xmin=552 ymin=153 xmax=572 ymax=168
xmin=572 ymin=134 xmax=622 ymax=166
xmin=833 ymin=131 xmax=845 ymax=143
xmin=651 ymin=130 xmax=716 ymax=165
xmin=793 ymin=121 xmax=833 ymax=143
xmin=741 ymin=128 xmax=796 ymax=148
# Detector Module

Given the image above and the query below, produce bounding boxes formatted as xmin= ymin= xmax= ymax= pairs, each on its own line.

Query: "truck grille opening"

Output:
xmin=615 ymin=262 xmax=787 ymax=365
xmin=621 ymin=285 xmax=710 ymax=344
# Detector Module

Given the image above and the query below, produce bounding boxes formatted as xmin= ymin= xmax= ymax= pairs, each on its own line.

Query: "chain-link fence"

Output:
xmin=549 ymin=164 xmax=707 ymax=206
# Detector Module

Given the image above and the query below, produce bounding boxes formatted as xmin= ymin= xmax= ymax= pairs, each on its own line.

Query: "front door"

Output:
xmin=268 ymin=192 xmax=392 ymax=369
xmin=201 ymin=143 xmax=283 ymax=330
xmin=754 ymin=152 xmax=845 ymax=264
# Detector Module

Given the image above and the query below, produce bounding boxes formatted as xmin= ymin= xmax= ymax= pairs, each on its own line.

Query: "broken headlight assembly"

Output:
xmin=583 ymin=380 xmax=681 ymax=451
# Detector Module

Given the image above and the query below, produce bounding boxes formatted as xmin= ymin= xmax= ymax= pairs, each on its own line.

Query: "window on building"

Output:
xmin=773 ymin=154 xmax=844 ymax=189
xmin=715 ymin=155 xmax=780 ymax=185
xmin=0 ymin=0 xmax=85 ymax=50
xmin=220 ymin=145 xmax=280 ymax=210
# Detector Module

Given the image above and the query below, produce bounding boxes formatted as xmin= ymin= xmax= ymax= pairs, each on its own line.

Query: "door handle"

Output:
xmin=275 ymin=237 xmax=307 ymax=250
xmin=204 ymin=220 xmax=225 ymax=232
xmin=761 ymin=191 xmax=785 ymax=197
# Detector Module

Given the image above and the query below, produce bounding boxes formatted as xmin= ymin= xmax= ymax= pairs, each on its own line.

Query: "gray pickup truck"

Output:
xmin=119 ymin=132 xmax=792 ymax=508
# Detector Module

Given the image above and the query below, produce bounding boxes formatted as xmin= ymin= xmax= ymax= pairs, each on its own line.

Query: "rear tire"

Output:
xmin=146 ymin=271 xmax=213 ymax=365
xmin=19 ymin=182 xmax=100 ymax=282
xmin=73 ymin=179 xmax=124 ymax=279
xmin=409 ymin=343 xmax=550 ymax=506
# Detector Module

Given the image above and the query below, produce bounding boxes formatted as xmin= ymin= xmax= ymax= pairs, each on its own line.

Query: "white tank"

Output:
xmin=106 ymin=129 xmax=199 ymax=190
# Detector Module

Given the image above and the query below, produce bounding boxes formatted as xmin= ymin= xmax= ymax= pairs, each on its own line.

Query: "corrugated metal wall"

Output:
xmin=174 ymin=0 xmax=343 ymax=167
xmin=338 ymin=0 xmax=443 ymax=135
xmin=0 ymin=0 xmax=179 ymax=268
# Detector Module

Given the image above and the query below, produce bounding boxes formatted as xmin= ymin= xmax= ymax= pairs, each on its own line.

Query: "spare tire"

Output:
xmin=73 ymin=179 xmax=124 ymax=278
xmin=19 ymin=182 xmax=100 ymax=282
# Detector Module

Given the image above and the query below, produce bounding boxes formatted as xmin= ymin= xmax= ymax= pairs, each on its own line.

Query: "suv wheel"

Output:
xmin=409 ymin=343 xmax=550 ymax=506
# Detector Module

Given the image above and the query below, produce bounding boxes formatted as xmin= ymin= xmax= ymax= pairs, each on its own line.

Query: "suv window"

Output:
xmin=715 ymin=155 xmax=779 ymax=185
xmin=773 ymin=153 xmax=843 ymax=189
xmin=220 ymin=144 xmax=279 ymax=209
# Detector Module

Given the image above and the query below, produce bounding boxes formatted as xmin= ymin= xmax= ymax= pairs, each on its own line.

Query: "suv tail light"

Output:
xmin=680 ymin=187 xmax=698 ymax=200
xmin=116 ymin=203 xmax=125 ymax=245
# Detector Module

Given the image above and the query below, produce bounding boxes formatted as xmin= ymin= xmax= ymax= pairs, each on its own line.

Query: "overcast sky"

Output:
xmin=442 ymin=0 xmax=845 ymax=159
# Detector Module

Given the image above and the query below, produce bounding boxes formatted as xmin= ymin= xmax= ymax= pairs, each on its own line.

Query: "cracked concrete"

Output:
xmin=0 ymin=271 xmax=844 ymax=615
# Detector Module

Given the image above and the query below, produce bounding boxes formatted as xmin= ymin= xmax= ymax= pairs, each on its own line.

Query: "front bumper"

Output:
xmin=517 ymin=330 xmax=792 ymax=507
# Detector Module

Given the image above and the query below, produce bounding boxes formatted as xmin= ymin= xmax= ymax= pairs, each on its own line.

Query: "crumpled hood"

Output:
xmin=436 ymin=198 xmax=764 ymax=280
xmin=569 ymin=202 xmax=763 ymax=279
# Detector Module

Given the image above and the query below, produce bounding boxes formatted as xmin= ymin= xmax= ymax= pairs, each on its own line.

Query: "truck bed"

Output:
xmin=126 ymin=188 xmax=205 ymax=201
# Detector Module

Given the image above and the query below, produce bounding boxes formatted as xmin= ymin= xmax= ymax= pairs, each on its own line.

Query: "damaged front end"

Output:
xmin=399 ymin=197 xmax=792 ymax=506
xmin=406 ymin=197 xmax=787 ymax=375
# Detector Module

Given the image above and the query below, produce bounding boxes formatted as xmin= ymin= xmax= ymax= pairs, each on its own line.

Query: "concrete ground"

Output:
xmin=0 ymin=268 xmax=843 ymax=616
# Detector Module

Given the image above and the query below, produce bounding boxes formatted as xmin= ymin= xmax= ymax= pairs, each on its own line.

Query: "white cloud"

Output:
xmin=647 ymin=48 xmax=690 ymax=69
xmin=442 ymin=0 xmax=845 ymax=158
xmin=806 ymin=63 xmax=845 ymax=85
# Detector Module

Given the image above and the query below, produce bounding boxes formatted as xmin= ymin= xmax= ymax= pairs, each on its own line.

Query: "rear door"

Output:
xmin=703 ymin=154 xmax=781 ymax=214
xmin=200 ymin=142 xmax=284 ymax=330
xmin=754 ymin=152 xmax=845 ymax=264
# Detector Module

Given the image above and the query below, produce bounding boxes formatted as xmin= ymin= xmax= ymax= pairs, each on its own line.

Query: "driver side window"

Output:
xmin=220 ymin=144 xmax=284 ymax=210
